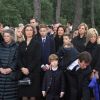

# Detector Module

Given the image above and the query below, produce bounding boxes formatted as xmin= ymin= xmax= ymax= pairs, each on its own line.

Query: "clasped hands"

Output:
xmin=0 ymin=68 xmax=12 ymax=75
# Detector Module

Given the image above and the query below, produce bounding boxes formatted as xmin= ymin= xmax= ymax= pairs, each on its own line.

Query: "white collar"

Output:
xmin=67 ymin=59 xmax=80 ymax=71
xmin=42 ymin=37 xmax=46 ymax=41
xmin=52 ymin=67 xmax=58 ymax=71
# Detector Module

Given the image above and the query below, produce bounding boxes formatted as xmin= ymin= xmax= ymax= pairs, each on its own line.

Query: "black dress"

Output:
xmin=18 ymin=38 xmax=41 ymax=97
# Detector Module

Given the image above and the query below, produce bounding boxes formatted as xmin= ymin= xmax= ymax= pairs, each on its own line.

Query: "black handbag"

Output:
xmin=18 ymin=77 xmax=32 ymax=86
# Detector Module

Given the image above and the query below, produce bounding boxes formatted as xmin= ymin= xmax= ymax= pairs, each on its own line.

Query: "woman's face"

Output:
xmin=25 ymin=26 xmax=34 ymax=38
xmin=57 ymin=27 xmax=64 ymax=36
xmin=17 ymin=28 xmax=23 ymax=38
xmin=3 ymin=33 xmax=12 ymax=44
xmin=90 ymin=33 xmax=97 ymax=43
xmin=78 ymin=25 xmax=86 ymax=35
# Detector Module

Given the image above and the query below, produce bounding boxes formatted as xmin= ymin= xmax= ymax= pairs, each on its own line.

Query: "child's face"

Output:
xmin=39 ymin=28 xmax=47 ymax=37
xmin=63 ymin=36 xmax=71 ymax=45
xmin=78 ymin=60 xmax=89 ymax=69
xmin=50 ymin=60 xmax=58 ymax=67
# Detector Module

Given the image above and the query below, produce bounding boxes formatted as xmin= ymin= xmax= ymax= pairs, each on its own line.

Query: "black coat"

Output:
xmin=85 ymin=41 xmax=98 ymax=69
xmin=91 ymin=44 xmax=100 ymax=71
xmin=18 ymin=38 xmax=41 ymax=97
xmin=42 ymin=69 xmax=65 ymax=95
xmin=57 ymin=47 xmax=79 ymax=70
xmin=0 ymin=41 xmax=18 ymax=100
xmin=72 ymin=35 xmax=86 ymax=52
xmin=67 ymin=65 xmax=91 ymax=100
xmin=55 ymin=35 xmax=63 ymax=52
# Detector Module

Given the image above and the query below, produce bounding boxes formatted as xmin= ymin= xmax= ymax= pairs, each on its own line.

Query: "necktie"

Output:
xmin=42 ymin=39 xmax=46 ymax=46
xmin=72 ymin=65 xmax=79 ymax=71
xmin=42 ymin=39 xmax=45 ymax=43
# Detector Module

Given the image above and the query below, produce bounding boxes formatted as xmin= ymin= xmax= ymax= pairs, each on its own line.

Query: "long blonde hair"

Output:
xmin=86 ymin=28 xmax=98 ymax=45
xmin=15 ymin=27 xmax=24 ymax=42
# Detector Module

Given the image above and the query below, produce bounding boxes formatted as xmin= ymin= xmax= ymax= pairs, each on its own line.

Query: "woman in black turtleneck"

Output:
xmin=85 ymin=28 xmax=98 ymax=70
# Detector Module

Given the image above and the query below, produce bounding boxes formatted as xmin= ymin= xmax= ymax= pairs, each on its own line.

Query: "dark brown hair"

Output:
xmin=22 ymin=24 xmax=35 ymax=40
xmin=78 ymin=51 xmax=92 ymax=63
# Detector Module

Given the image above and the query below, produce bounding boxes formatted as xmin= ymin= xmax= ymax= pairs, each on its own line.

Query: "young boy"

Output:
xmin=67 ymin=51 xmax=92 ymax=100
xmin=37 ymin=24 xmax=55 ymax=70
xmin=57 ymin=34 xmax=79 ymax=71
xmin=42 ymin=54 xmax=65 ymax=100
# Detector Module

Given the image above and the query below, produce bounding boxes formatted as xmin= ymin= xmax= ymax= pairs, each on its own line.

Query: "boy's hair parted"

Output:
xmin=39 ymin=24 xmax=48 ymax=29
xmin=78 ymin=51 xmax=92 ymax=63
xmin=49 ymin=54 xmax=59 ymax=63
xmin=63 ymin=34 xmax=72 ymax=39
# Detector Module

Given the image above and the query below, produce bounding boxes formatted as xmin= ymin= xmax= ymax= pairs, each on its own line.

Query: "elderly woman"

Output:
xmin=0 ymin=29 xmax=18 ymax=100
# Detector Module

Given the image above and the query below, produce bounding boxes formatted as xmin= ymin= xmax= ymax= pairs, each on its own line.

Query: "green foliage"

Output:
xmin=0 ymin=0 xmax=33 ymax=26
xmin=0 ymin=0 xmax=100 ymax=33
xmin=41 ymin=0 xmax=53 ymax=24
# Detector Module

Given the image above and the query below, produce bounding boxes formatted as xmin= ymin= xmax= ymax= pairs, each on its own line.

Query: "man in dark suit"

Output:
xmin=66 ymin=51 xmax=92 ymax=100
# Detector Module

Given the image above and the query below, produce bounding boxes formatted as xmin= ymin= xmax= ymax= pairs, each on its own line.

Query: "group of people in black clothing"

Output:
xmin=0 ymin=18 xmax=100 ymax=100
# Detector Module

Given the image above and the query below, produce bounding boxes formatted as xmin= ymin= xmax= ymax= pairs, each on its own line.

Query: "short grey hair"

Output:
xmin=3 ymin=29 xmax=15 ymax=38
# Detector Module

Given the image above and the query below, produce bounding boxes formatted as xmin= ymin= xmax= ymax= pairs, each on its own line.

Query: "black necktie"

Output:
xmin=72 ymin=65 xmax=79 ymax=71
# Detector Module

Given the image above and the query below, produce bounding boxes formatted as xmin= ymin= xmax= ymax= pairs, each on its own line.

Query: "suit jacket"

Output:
xmin=42 ymin=69 xmax=65 ymax=95
xmin=37 ymin=36 xmax=55 ymax=64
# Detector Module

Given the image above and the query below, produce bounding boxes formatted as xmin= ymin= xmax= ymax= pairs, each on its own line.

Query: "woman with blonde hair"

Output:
xmin=15 ymin=27 xmax=24 ymax=43
xmin=85 ymin=28 xmax=98 ymax=63
xmin=72 ymin=23 xmax=88 ymax=52
xmin=86 ymin=28 xmax=100 ymax=100
xmin=85 ymin=28 xmax=98 ymax=45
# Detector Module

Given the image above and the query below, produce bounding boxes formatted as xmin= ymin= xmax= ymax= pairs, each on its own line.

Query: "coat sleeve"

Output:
xmin=17 ymin=43 xmax=25 ymax=68
xmin=42 ymin=72 xmax=48 ymax=91
xmin=92 ymin=45 xmax=100 ymax=71
xmin=50 ymin=37 xmax=55 ymax=54
xmin=60 ymin=71 xmax=65 ymax=92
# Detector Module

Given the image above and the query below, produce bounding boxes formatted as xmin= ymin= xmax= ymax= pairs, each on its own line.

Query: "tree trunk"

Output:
xmin=33 ymin=0 xmax=41 ymax=21
xmin=56 ymin=0 xmax=61 ymax=23
xmin=91 ymin=0 xmax=95 ymax=27
xmin=73 ymin=0 xmax=83 ymax=31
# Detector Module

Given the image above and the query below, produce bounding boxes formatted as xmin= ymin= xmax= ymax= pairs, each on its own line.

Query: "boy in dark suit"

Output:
xmin=67 ymin=51 xmax=92 ymax=100
xmin=42 ymin=54 xmax=65 ymax=100
xmin=37 ymin=24 xmax=55 ymax=70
